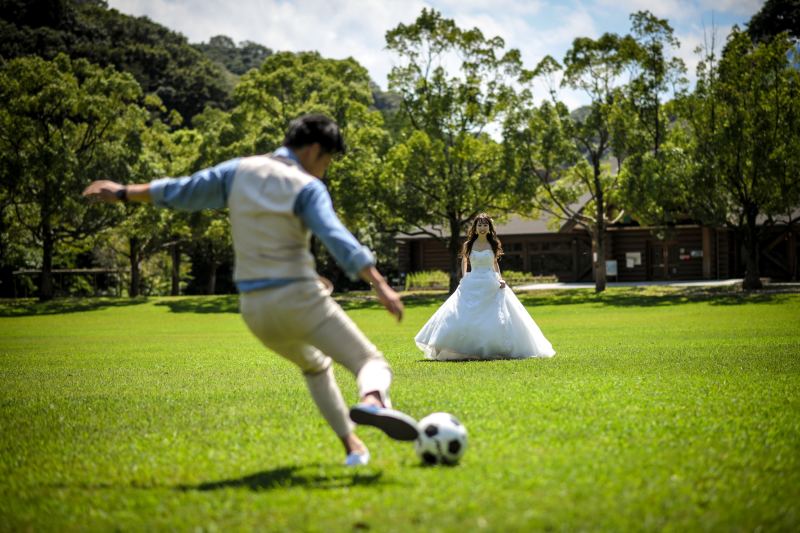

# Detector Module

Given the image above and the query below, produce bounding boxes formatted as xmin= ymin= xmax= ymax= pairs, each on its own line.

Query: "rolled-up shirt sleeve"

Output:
xmin=149 ymin=158 xmax=241 ymax=211
xmin=295 ymin=180 xmax=375 ymax=280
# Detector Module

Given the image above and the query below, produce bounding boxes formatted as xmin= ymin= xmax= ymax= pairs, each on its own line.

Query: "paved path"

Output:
xmin=514 ymin=279 xmax=744 ymax=291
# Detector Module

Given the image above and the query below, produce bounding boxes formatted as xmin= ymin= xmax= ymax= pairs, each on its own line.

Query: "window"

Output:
xmin=501 ymin=254 xmax=523 ymax=271
xmin=529 ymin=254 xmax=572 ymax=275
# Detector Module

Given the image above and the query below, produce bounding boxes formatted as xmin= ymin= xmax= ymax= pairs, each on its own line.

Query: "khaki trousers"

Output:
xmin=239 ymin=279 xmax=392 ymax=437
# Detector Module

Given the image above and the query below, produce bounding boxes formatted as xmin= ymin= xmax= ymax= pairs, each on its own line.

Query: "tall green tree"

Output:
xmin=511 ymin=32 xmax=629 ymax=292
xmin=617 ymin=11 xmax=690 ymax=229
xmin=188 ymin=51 xmax=388 ymax=289
xmin=0 ymin=54 xmax=147 ymax=300
xmin=624 ymin=11 xmax=687 ymax=156
xmin=201 ymin=51 xmax=377 ymax=160
xmin=105 ymin=114 xmax=198 ymax=297
xmin=683 ymin=29 xmax=800 ymax=289
xmin=376 ymin=9 xmax=523 ymax=292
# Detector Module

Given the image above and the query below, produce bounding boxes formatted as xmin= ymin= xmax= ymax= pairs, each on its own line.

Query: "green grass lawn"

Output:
xmin=1 ymin=288 xmax=799 ymax=531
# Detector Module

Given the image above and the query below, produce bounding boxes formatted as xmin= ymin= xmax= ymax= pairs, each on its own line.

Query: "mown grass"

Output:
xmin=1 ymin=288 xmax=798 ymax=531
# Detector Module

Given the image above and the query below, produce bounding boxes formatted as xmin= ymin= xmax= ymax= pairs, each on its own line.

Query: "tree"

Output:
xmin=0 ymin=54 xmax=147 ymax=300
xmin=376 ymin=9 xmax=523 ymax=292
xmin=683 ymin=29 xmax=800 ymax=289
xmin=624 ymin=11 xmax=687 ymax=156
xmin=196 ymin=215 xmax=232 ymax=295
xmin=194 ymin=35 xmax=273 ymax=75
xmin=747 ymin=0 xmax=800 ymax=42
xmin=511 ymin=32 xmax=629 ymax=292
xmin=617 ymin=11 xmax=691 ymax=229
xmin=99 ymin=107 xmax=202 ymax=297
xmin=190 ymin=51 xmax=390 ymax=289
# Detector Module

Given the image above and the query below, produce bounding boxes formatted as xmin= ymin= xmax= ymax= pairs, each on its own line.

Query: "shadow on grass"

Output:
xmin=177 ymin=464 xmax=383 ymax=492
xmin=514 ymin=286 xmax=793 ymax=308
xmin=154 ymin=295 xmax=240 ymax=314
xmin=0 ymin=297 xmax=148 ymax=317
xmin=415 ymin=358 xmax=543 ymax=363
xmin=6 ymin=286 xmax=792 ymax=317
xmin=332 ymin=286 xmax=794 ymax=311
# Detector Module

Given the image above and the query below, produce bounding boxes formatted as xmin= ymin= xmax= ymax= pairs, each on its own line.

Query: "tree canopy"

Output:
xmin=0 ymin=53 xmax=149 ymax=299
xmin=374 ymin=8 xmax=524 ymax=291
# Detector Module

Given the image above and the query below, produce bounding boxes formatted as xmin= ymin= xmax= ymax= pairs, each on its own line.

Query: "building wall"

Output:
xmin=399 ymin=232 xmax=593 ymax=282
xmin=397 ymin=225 xmax=796 ymax=282
xmin=608 ymin=227 xmax=705 ymax=281
xmin=500 ymin=233 xmax=593 ymax=281
xmin=759 ymin=226 xmax=799 ymax=280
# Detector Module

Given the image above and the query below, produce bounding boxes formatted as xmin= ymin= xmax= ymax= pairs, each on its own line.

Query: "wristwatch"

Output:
xmin=115 ymin=186 xmax=128 ymax=202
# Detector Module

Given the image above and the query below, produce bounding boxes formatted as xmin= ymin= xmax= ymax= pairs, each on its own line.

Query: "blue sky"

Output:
xmin=108 ymin=0 xmax=763 ymax=109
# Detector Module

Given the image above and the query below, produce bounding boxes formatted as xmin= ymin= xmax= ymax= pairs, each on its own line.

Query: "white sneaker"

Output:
xmin=345 ymin=449 xmax=370 ymax=466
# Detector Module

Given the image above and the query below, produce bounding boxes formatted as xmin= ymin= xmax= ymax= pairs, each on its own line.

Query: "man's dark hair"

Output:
xmin=283 ymin=114 xmax=346 ymax=155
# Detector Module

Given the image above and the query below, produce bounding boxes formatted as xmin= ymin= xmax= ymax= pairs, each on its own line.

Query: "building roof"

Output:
xmin=396 ymin=213 xmax=569 ymax=240
xmin=396 ymin=193 xmax=592 ymax=240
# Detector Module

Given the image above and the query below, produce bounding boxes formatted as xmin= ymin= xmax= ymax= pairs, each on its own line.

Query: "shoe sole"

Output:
xmin=349 ymin=406 xmax=420 ymax=441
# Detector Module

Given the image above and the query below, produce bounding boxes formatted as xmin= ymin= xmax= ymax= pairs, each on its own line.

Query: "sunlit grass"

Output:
xmin=1 ymin=288 xmax=798 ymax=531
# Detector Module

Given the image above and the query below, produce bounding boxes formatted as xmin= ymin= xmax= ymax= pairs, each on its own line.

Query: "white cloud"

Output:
xmin=594 ymin=0 xmax=700 ymax=22
xmin=699 ymin=0 xmax=763 ymax=17
xmin=108 ymin=0 xmax=756 ymax=107
xmin=593 ymin=0 xmax=763 ymax=28
xmin=110 ymin=0 xmax=428 ymax=87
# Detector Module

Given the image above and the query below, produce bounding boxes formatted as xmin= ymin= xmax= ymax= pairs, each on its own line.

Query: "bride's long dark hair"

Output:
xmin=460 ymin=213 xmax=504 ymax=261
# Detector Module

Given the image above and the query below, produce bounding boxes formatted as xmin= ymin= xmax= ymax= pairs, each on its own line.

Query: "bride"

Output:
xmin=415 ymin=213 xmax=556 ymax=361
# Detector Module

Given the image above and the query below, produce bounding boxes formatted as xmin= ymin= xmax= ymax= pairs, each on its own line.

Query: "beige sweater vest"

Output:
xmin=228 ymin=155 xmax=318 ymax=282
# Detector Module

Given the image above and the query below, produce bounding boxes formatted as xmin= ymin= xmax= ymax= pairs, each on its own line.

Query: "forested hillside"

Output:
xmin=0 ymin=0 xmax=233 ymax=122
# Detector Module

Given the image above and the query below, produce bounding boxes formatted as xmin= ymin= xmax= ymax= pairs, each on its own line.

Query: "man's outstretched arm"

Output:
xmin=295 ymin=180 xmax=404 ymax=322
xmin=82 ymin=158 xmax=239 ymax=210
xmin=82 ymin=181 xmax=152 ymax=203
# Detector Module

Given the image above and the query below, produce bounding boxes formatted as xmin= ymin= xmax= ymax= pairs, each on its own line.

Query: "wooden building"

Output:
xmin=397 ymin=213 xmax=798 ymax=283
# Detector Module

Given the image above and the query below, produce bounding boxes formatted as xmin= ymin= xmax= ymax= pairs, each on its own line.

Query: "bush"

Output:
xmin=502 ymin=271 xmax=558 ymax=285
xmin=404 ymin=270 xmax=558 ymax=291
xmin=405 ymin=270 xmax=449 ymax=290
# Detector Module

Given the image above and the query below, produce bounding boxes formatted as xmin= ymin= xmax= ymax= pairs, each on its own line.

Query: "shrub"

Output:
xmin=405 ymin=270 xmax=449 ymax=290
xmin=502 ymin=271 xmax=558 ymax=285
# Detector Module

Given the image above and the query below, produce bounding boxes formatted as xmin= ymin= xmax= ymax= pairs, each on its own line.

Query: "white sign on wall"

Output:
xmin=625 ymin=252 xmax=642 ymax=268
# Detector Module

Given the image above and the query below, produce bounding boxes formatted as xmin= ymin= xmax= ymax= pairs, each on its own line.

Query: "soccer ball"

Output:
xmin=414 ymin=412 xmax=468 ymax=466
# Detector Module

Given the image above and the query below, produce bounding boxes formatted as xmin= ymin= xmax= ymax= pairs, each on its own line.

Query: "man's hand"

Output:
xmin=499 ymin=279 xmax=507 ymax=289
xmin=358 ymin=265 xmax=404 ymax=322
xmin=374 ymin=281 xmax=404 ymax=322
xmin=82 ymin=180 xmax=125 ymax=203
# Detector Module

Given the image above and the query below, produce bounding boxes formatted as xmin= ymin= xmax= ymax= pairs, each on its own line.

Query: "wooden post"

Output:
xmin=702 ymin=226 xmax=713 ymax=279
xmin=572 ymin=238 xmax=578 ymax=282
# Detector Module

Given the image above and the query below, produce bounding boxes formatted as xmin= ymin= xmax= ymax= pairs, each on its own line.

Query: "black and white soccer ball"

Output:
xmin=414 ymin=412 xmax=468 ymax=466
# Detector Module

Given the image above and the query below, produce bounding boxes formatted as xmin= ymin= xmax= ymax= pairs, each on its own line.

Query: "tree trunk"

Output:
xmin=447 ymin=217 xmax=461 ymax=294
xmin=39 ymin=220 xmax=54 ymax=301
xmin=593 ymin=162 xmax=607 ymax=293
xmin=742 ymin=206 xmax=763 ymax=290
xmin=207 ymin=262 xmax=217 ymax=295
xmin=129 ymin=237 xmax=140 ymax=298
xmin=654 ymin=95 xmax=660 ymax=155
xmin=592 ymin=226 xmax=607 ymax=293
xmin=170 ymin=243 xmax=181 ymax=296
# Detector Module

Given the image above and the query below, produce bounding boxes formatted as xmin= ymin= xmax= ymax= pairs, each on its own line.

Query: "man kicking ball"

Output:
xmin=83 ymin=113 xmax=418 ymax=466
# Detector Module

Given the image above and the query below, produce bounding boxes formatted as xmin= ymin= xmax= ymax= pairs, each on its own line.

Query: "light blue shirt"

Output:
xmin=149 ymin=147 xmax=374 ymax=292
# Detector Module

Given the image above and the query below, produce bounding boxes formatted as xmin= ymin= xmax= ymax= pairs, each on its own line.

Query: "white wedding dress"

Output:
xmin=415 ymin=249 xmax=556 ymax=361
